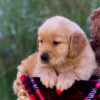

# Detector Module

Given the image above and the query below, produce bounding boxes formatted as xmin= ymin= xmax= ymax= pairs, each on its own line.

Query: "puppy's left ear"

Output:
xmin=36 ymin=39 xmax=39 ymax=51
xmin=68 ymin=32 xmax=87 ymax=58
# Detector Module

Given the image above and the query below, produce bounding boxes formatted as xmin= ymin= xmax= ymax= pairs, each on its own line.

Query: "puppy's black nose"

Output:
xmin=41 ymin=53 xmax=49 ymax=62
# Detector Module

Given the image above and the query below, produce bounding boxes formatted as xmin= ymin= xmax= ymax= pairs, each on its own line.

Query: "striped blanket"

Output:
xmin=20 ymin=75 xmax=100 ymax=100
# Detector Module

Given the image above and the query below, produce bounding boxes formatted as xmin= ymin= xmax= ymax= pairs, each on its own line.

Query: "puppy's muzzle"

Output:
xmin=40 ymin=53 xmax=49 ymax=63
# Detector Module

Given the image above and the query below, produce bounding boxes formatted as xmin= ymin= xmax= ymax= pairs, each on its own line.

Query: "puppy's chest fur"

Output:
xmin=53 ymin=58 xmax=80 ymax=74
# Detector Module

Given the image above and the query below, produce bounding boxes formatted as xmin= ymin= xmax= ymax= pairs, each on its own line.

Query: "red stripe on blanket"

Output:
xmin=29 ymin=94 xmax=36 ymax=100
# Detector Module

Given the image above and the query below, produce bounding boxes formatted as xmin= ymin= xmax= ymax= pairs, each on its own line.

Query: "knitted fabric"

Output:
xmin=20 ymin=75 xmax=100 ymax=100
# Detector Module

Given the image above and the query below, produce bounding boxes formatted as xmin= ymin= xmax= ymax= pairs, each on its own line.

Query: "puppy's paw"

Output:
xmin=40 ymin=71 xmax=57 ymax=88
xmin=56 ymin=73 xmax=75 ymax=91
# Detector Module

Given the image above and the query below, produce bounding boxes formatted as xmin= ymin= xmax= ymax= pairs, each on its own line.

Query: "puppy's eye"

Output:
xmin=53 ymin=41 xmax=61 ymax=45
xmin=40 ymin=40 xmax=43 ymax=43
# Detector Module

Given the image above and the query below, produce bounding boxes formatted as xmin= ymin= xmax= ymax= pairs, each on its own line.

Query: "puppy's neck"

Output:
xmin=59 ymin=57 xmax=79 ymax=66
xmin=53 ymin=57 xmax=80 ymax=74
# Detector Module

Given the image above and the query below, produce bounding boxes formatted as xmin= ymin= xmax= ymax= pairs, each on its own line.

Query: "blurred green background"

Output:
xmin=0 ymin=0 xmax=100 ymax=100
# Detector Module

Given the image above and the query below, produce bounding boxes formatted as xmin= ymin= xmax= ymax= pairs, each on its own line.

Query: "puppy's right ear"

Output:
xmin=37 ymin=39 xmax=39 ymax=51
xmin=68 ymin=32 xmax=87 ymax=58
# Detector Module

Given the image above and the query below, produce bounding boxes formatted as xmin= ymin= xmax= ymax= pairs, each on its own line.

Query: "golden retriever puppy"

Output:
xmin=14 ymin=16 xmax=97 ymax=92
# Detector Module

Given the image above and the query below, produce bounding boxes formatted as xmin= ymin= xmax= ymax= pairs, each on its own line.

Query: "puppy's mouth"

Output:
xmin=40 ymin=53 xmax=49 ymax=64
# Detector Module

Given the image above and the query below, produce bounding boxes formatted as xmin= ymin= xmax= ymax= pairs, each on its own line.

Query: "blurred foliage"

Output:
xmin=0 ymin=0 xmax=100 ymax=100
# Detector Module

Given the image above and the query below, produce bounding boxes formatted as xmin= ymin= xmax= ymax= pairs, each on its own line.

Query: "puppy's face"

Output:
xmin=37 ymin=30 xmax=69 ymax=66
xmin=37 ymin=16 xmax=87 ymax=66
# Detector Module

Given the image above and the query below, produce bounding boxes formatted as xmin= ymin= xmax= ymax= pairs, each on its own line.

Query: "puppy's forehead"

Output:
xmin=38 ymin=32 xmax=65 ymax=42
xmin=38 ymin=26 xmax=69 ymax=41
